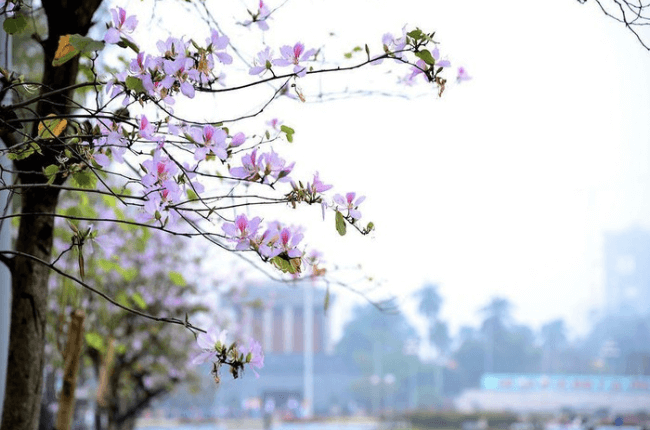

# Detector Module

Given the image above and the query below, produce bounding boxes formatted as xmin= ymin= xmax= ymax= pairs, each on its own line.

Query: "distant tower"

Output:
xmin=604 ymin=226 xmax=650 ymax=316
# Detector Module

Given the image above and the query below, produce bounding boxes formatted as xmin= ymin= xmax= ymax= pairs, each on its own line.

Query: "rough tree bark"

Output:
xmin=0 ymin=1 xmax=103 ymax=429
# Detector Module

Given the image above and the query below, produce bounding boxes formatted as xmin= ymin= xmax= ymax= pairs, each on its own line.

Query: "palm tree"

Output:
xmin=479 ymin=297 xmax=513 ymax=373
xmin=417 ymin=284 xmax=442 ymax=322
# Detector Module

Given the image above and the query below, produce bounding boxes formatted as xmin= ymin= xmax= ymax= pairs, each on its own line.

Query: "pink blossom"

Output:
xmin=141 ymin=150 xmax=181 ymax=204
xmin=230 ymin=149 xmax=293 ymax=184
xmin=241 ymin=337 xmax=264 ymax=378
xmin=93 ymin=121 xmax=128 ymax=164
xmin=266 ymin=118 xmax=282 ymax=130
xmin=243 ymin=0 xmax=272 ymax=31
xmin=372 ymin=28 xmax=407 ymax=64
xmin=405 ymin=59 xmax=428 ymax=85
xmin=163 ymin=56 xmax=199 ymax=99
xmin=222 ymin=214 xmax=262 ymax=250
xmin=432 ymin=47 xmax=451 ymax=68
xmin=192 ymin=327 xmax=228 ymax=365
xmin=138 ymin=115 xmax=155 ymax=140
xmin=308 ymin=172 xmax=332 ymax=194
xmin=230 ymin=148 xmax=261 ymax=181
xmin=278 ymin=227 xmax=304 ymax=258
xmin=334 ymin=192 xmax=365 ymax=220
xmin=255 ymin=222 xmax=302 ymax=259
xmin=273 ymin=43 xmax=316 ymax=77
xmin=208 ymin=30 xmax=233 ymax=65
xmin=457 ymin=66 xmax=471 ymax=82
xmin=104 ymin=7 xmax=138 ymax=44
xmin=189 ymin=125 xmax=227 ymax=161
xmin=249 ymin=47 xmax=274 ymax=76
xmin=156 ymin=37 xmax=187 ymax=60
xmin=91 ymin=151 xmax=110 ymax=168
xmin=258 ymin=150 xmax=294 ymax=183
xmin=230 ymin=132 xmax=246 ymax=148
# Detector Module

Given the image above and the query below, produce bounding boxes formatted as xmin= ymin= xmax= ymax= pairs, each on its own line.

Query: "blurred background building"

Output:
xmin=212 ymin=283 xmax=359 ymax=418
xmin=455 ymin=373 xmax=650 ymax=413
xmin=604 ymin=226 xmax=650 ymax=316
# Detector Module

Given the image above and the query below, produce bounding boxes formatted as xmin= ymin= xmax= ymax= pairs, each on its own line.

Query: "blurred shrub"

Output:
xmin=404 ymin=411 xmax=519 ymax=430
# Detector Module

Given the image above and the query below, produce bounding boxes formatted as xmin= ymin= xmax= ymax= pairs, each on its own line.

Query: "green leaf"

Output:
xmin=125 ymin=76 xmax=146 ymax=94
xmin=187 ymin=189 xmax=198 ymax=200
xmin=169 ymin=271 xmax=186 ymax=287
xmin=116 ymin=37 xmax=140 ymax=54
xmin=120 ymin=267 xmax=137 ymax=282
xmin=415 ymin=50 xmax=435 ymax=65
xmin=85 ymin=332 xmax=105 ymax=352
xmin=407 ymin=29 xmax=424 ymax=40
xmin=6 ymin=144 xmax=35 ymax=161
xmin=115 ymin=343 xmax=127 ymax=355
xmin=97 ymin=258 xmax=116 ymax=272
xmin=69 ymin=34 xmax=105 ymax=54
xmin=71 ymin=170 xmax=97 ymax=189
xmin=43 ymin=164 xmax=59 ymax=185
xmin=335 ymin=211 xmax=347 ymax=236
xmin=116 ymin=291 xmax=129 ymax=307
xmin=270 ymin=256 xmax=298 ymax=274
xmin=131 ymin=292 xmax=147 ymax=309
xmin=101 ymin=195 xmax=117 ymax=208
xmin=280 ymin=125 xmax=295 ymax=143
xmin=3 ymin=14 xmax=27 ymax=34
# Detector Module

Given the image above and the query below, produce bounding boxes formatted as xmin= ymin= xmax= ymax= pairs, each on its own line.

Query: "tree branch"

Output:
xmin=0 ymin=249 xmax=207 ymax=333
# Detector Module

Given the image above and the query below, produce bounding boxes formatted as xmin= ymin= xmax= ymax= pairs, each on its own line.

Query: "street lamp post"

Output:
xmin=403 ymin=339 xmax=419 ymax=410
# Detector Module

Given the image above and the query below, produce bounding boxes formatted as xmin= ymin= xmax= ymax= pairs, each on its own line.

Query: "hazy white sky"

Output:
xmin=122 ymin=0 xmax=650 ymax=344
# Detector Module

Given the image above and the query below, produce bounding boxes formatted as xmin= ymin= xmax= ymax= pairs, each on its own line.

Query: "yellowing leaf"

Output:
xmin=52 ymin=35 xmax=80 ymax=66
xmin=38 ymin=114 xmax=67 ymax=139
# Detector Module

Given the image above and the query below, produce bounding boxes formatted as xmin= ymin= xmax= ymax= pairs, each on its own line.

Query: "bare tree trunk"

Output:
xmin=2 ymin=187 xmax=61 ymax=430
xmin=0 ymin=1 xmax=103 ymax=429
xmin=56 ymin=310 xmax=86 ymax=430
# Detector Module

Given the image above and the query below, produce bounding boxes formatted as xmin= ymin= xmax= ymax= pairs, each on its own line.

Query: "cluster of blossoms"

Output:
xmin=373 ymin=28 xmax=471 ymax=89
xmin=404 ymin=46 xmax=451 ymax=85
xmin=104 ymin=7 xmax=232 ymax=107
xmin=230 ymin=148 xmax=294 ymax=184
xmin=186 ymin=124 xmax=246 ymax=162
xmin=221 ymin=215 xmax=304 ymax=261
xmin=62 ymin=5 xmax=469 ymax=382
xmin=192 ymin=327 xmax=264 ymax=379
xmin=249 ymin=42 xmax=317 ymax=78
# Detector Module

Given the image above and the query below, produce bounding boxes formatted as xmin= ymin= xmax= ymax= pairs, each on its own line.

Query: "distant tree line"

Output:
xmin=336 ymin=284 xmax=650 ymax=409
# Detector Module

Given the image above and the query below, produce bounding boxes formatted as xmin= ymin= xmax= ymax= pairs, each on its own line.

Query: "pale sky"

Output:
xmin=117 ymin=0 xmax=650 ymax=345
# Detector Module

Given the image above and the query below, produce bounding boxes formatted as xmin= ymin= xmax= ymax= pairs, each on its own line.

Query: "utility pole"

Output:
xmin=302 ymin=282 xmax=314 ymax=418
xmin=372 ymin=339 xmax=382 ymax=415
xmin=484 ymin=319 xmax=494 ymax=374
xmin=403 ymin=339 xmax=419 ymax=410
